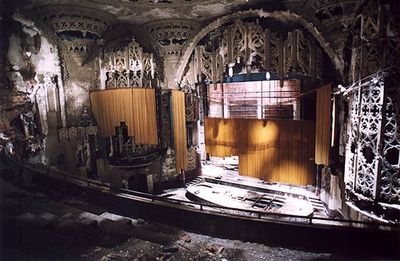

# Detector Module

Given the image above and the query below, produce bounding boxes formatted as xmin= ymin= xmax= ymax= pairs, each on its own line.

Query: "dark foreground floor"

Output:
xmin=0 ymin=158 xmax=398 ymax=261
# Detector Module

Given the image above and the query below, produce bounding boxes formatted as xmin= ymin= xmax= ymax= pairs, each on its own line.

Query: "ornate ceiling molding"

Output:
xmin=142 ymin=19 xmax=200 ymax=57
xmin=37 ymin=5 xmax=116 ymax=37
xmin=35 ymin=5 xmax=117 ymax=66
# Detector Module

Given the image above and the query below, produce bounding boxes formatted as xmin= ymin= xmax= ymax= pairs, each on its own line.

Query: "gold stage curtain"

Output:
xmin=315 ymin=84 xmax=331 ymax=165
xmin=172 ymin=90 xmax=187 ymax=172
xmin=205 ymin=118 xmax=315 ymax=185
xmin=90 ymin=88 xmax=158 ymax=144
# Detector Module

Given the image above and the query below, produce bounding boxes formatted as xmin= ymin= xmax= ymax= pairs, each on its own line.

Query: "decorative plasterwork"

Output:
xmin=38 ymin=5 xmax=116 ymax=36
xmin=192 ymin=19 xmax=323 ymax=84
xmin=144 ymin=19 xmax=198 ymax=46
xmin=310 ymin=0 xmax=360 ymax=29
xmin=37 ymin=5 xmax=116 ymax=66
xmin=380 ymin=74 xmax=400 ymax=203
xmin=344 ymin=0 xmax=400 ymax=205
xmin=285 ymin=0 xmax=361 ymax=65
xmin=344 ymin=74 xmax=400 ymax=204
xmin=143 ymin=19 xmax=199 ymax=58
xmin=63 ymin=39 xmax=95 ymax=67
xmin=101 ymin=38 xmax=156 ymax=89
xmin=175 ymin=10 xmax=343 ymax=84
xmin=185 ymin=94 xmax=199 ymax=122
xmin=349 ymin=0 xmax=399 ymax=82
xmin=59 ymin=126 xmax=98 ymax=141
xmin=186 ymin=146 xmax=197 ymax=171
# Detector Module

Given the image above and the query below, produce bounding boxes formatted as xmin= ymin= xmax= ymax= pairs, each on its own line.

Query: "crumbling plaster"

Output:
xmin=62 ymin=56 xmax=100 ymax=125
xmin=19 ymin=0 xmax=248 ymax=24
xmin=7 ymin=14 xmax=68 ymax=126
xmin=2 ymin=12 xmax=104 ymax=171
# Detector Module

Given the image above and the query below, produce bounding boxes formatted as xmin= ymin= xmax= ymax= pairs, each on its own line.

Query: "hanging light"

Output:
xmin=266 ymin=71 xmax=271 ymax=81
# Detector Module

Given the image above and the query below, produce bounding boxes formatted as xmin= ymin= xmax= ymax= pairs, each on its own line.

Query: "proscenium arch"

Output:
xmin=175 ymin=9 xmax=343 ymax=84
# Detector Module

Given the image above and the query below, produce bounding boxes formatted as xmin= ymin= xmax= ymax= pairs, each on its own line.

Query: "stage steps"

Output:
xmin=308 ymin=197 xmax=327 ymax=213
xmin=185 ymin=177 xmax=204 ymax=188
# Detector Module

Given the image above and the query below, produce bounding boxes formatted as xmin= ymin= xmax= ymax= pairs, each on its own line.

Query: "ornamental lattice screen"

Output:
xmin=101 ymin=39 xmax=156 ymax=89
xmin=344 ymin=77 xmax=400 ymax=204
xmin=190 ymin=19 xmax=323 ymax=85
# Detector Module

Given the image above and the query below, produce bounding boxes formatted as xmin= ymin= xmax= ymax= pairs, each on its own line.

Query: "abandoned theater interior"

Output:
xmin=0 ymin=0 xmax=399 ymax=259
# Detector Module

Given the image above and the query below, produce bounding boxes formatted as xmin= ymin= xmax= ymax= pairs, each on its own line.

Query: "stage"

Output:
xmin=162 ymin=157 xmax=328 ymax=220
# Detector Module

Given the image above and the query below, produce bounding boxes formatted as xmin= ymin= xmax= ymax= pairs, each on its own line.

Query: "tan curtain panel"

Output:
xmin=90 ymin=88 xmax=158 ymax=144
xmin=172 ymin=90 xmax=187 ymax=172
xmin=205 ymin=118 xmax=315 ymax=185
xmin=315 ymin=84 xmax=331 ymax=165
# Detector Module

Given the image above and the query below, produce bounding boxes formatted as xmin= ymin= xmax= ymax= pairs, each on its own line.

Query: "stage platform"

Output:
xmin=161 ymin=157 xmax=328 ymax=219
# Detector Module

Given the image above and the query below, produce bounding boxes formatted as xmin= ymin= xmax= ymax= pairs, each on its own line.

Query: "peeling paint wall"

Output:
xmin=62 ymin=51 xmax=100 ymax=125
xmin=4 ymin=19 xmax=64 ymax=163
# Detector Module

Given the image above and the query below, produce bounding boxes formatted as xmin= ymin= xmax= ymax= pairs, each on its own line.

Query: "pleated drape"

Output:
xmin=90 ymin=88 xmax=158 ymax=144
xmin=205 ymin=117 xmax=315 ymax=185
xmin=171 ymin=90 xmax=187 ymax=172
xmin=315 ymin=84 xmax=331 ymax=165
